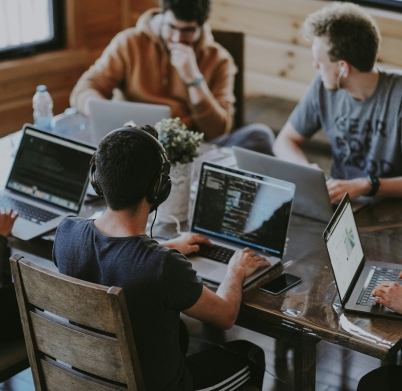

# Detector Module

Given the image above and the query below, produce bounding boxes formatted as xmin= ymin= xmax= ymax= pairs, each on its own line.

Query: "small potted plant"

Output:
xmin=154 ymin=117 xmax=204 ymax=222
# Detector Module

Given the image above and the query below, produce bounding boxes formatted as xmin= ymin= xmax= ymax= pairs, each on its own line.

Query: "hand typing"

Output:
xmin=163 ymin=233 xmax=213 ymax=255
xmin=228 ymin=247 xmax=271 ymax=278
xmin=0 ymin=209 xmax=18 ymax=237
xmin=372 ymin=274 xmax=402 ymax=314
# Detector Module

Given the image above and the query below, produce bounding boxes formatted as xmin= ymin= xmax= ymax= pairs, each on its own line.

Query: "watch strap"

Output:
xmin=186 ymin=74 xmax=204 ymax=87
xmin=367 ymin=175 xmax=380 ymax=196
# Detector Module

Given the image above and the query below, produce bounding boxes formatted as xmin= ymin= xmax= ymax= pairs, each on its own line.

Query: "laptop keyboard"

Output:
xmin=197 ymin=244 xmax=235 ymax=264
xmin=0 ymin=195 xmax=60 ymax=225
xmin=357 ymin=267 xmax=402 ymax=306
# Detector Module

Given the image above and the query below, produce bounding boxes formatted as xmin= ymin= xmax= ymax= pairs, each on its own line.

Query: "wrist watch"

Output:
xmin=367 ymin=174 xmax=380 ymax=196
xmin=186 ymin=74 xmax=204 ymax=87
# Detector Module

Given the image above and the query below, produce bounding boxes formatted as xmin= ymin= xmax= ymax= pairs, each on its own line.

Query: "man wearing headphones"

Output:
xmin=53 ymin=125 xmax=268 ymax=390
xmin=273 ymin=2 xmax=402 ymax=204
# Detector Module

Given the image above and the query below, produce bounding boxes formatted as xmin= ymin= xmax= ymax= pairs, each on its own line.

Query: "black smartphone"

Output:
xmin=259 ymin=273 xmax=301 ymax=295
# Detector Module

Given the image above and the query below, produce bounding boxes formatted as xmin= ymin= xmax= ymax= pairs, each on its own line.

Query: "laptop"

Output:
xmin=88 ymin=100 xmax=170 ymax=144
xmin=0 ymin=124 xmax=96 ymax=240
xmin=323 ymin=193 xmax=402 ymax=318
xmin=188 ymin=162 xmax=295 ymax=287
xmin=233 ymin=147 xmax=333 ymax=223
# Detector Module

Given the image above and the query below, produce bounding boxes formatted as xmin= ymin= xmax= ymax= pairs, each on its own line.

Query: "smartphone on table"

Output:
xmin=259 ymin=273 xmax=301 ymax=295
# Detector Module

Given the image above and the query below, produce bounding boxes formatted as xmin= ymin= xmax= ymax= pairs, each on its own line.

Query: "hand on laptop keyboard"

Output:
xmin=162 ymin=232 xmax=213 ymax=255
xmin=0 ymin=209 xmax=18 ymax=237
xmin=371 ymin=273 xmax=402 ymax=314
xmin=228 ymin=248 xmax=271 ymax=278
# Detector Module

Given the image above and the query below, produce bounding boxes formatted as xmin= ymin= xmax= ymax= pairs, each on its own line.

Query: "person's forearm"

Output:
xmin=214 ymin=266 xmax=246 ymax=328
xmin=188 ymin=84 xmax=233 ymax=140
xmin=273 ymin=136 xmax=310 ymax=165
xmin=375 ymin=177 xmax=402 ymax=198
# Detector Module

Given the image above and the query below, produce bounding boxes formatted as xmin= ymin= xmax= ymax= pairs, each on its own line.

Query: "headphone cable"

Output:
xmin=150 ymin=207 xmax=158 ymax=239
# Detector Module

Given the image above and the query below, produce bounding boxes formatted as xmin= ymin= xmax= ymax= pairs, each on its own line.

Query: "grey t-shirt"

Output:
xmin=289 ymin=70 xmax=402 ymax=179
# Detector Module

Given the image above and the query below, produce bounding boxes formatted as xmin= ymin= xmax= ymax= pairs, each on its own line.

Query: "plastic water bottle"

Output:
xmin=32 ymin=85 xmax=53 ymax=130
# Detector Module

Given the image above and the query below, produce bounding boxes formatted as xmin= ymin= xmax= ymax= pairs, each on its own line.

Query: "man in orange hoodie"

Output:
xmin=70 ymin=0 xmax=275 ymax=153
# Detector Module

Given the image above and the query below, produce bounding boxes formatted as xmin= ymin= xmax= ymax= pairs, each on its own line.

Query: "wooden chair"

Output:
xmin=10 ymin=254 xmax=145 ymax=391
xmin=212 ymin=30 xmax=245 ymax=131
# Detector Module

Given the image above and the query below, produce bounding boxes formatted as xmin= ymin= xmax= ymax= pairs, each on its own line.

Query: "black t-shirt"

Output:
xmin=53 ymin=217 xmax=203 ymax=390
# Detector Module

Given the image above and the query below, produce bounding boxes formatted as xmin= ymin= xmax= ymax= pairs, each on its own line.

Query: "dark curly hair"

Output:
xmin=95 ymin=125 xmax=162 ymax=214
xmin=160 ymin=0 xmax=211 ymax=25
xmin=303 ymin=2 xmax=381 ymax=72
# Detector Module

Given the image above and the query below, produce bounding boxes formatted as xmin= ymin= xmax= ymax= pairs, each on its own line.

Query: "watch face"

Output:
xmin=194 ymin=76 xmax=203 ymax=86
xmin=187 ymin=75 xmax=204 ymax=87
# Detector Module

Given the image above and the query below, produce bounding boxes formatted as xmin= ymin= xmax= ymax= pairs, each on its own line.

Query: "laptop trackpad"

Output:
xmin=191 ymin=260 xmax=221 ymax=275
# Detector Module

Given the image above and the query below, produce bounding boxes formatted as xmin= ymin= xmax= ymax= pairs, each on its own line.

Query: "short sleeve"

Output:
xmin=161 ymin=251 xmax=203 ymax=311
xmin=288 ymin=74 xmax=322 ymax=139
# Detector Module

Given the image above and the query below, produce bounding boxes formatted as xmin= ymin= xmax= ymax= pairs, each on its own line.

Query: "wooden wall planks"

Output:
xmin=210 ymin=0 xmax=402 ymax=101
xmin=1 ymin=0 xmax=402 ymax=137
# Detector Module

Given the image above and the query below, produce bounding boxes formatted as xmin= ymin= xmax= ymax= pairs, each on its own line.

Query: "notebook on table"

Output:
xmin=188 ymin=162 xmax=295 ymax=287
xmin=88 ymin=100 xmax=170 ymax=145
xmin=0 ymin=124 xmax=96 ymax=241
xmin=323 ymin=193 xmax=402 ymax=318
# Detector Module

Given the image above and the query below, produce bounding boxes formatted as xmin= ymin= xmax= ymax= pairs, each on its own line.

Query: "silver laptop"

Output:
xmin=188 ymin=162 xmax=295 ymax=287
xmin=233 ymin=147 xmax=332 ymax=223
xmin=88 ymin=100 xmax=170 ymax=144
xmin=0 ymin=124 xmax=95 ymax=240
xmin=323 ymin=193 xmax=402 ymax=318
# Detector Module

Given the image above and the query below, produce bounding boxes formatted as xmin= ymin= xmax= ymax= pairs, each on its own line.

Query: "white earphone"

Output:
xmin=336 ymin=65 xmax=346 ymax=90
xmin=339 ymin=64 xmax=345 ymax=78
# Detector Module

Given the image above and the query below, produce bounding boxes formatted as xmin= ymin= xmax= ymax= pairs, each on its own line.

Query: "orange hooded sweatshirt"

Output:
xmin=70 ymin=9 xmax=236 ymax=140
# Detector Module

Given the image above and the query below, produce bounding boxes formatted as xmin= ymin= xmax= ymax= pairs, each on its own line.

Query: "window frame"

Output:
xmin=0 ymin=0 xmax=65 ymax=61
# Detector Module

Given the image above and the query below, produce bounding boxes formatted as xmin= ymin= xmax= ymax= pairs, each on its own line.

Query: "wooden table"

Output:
xmin=2 ymin=127 xmax=402 ymax=391
xmin=235 ymin=200 xmax=402 ymax=391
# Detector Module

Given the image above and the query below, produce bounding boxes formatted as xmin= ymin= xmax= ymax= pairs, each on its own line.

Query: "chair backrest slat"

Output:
xmin=18 ymin=259 xmax=117 ymax=333
xmin=31 ymin=311 xmax=126 ymax=383
xmin=10 ymin=254 xmax=146 ymax=391
xmin=41 ymin=359 xmax=126 ymax=391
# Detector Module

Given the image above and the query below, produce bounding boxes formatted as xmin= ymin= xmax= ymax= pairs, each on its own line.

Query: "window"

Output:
xmin=0 ymin=0 xmax=64 ymax=60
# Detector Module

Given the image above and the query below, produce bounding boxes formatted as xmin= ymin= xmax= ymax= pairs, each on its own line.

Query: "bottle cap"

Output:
xmin=36 ymin=85 xmax=47 ymax=92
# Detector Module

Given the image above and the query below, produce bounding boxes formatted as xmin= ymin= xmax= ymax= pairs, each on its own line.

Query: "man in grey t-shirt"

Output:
xmin=273 ymin=2 xmax=402 ymax=204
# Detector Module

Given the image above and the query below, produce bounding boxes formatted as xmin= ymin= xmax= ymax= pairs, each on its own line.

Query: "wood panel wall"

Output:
xmin=209 ymin=0 xmax=402 ymax=101
xmin=1 ymin=0 xmax=401 ymax=137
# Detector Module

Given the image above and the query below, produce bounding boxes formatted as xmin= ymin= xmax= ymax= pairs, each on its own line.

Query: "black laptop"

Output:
xmin=188 ymin=162 xmax=295 ymax=287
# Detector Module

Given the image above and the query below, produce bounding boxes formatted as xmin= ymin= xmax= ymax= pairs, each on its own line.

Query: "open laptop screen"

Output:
xmin=191 ymin=163 xmax=295 ymax=258
xmin=6 ymin=127 xmax=95 ymax=212
xmin=323 ymin=194 xmax=365 ymax=302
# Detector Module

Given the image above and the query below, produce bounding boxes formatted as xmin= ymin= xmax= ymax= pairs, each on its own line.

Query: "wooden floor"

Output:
xmin=0 ymin=96 xmax=389 ymax=391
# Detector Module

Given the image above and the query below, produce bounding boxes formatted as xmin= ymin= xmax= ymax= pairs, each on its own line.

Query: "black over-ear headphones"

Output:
xmin=89 ymin=126 xmax=172 ymax=209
